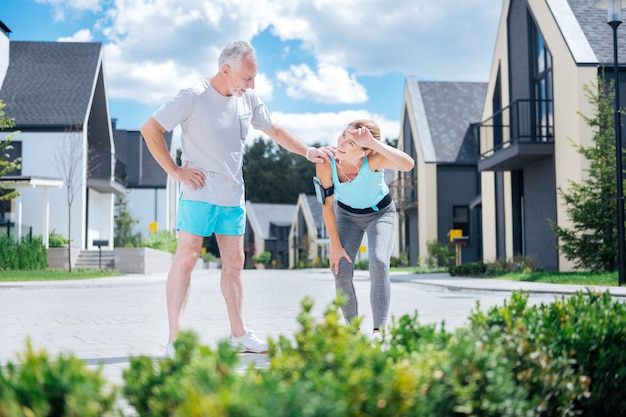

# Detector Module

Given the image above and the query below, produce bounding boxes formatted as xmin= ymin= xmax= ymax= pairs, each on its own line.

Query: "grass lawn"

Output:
xmin=496 ymin=270 xmax=620 ymax=286
xmin=394 ymin=267 xmax=621 ymax=287
xmin=0 ymin=269 xmax=123 ymax=282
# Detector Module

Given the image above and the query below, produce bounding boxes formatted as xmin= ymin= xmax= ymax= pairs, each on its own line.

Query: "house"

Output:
xmin=477 ymin=0 xmax=625 ymax=271
xmin=289 ymin=193 xmax=326 ymax=268
xmin=245 ymin=201 xmax=296 ymax=268
xmin=112 ymin=120 xmax=173 ymax=237
xmin=398 ymin=80 xmax=487 ymax=266
xmin=0 ymin=23 xmax=123 ymax=256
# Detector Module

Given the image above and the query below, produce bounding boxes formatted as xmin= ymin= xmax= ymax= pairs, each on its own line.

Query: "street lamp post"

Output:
xmin=596 ymin=0 xmax=626 ymax=285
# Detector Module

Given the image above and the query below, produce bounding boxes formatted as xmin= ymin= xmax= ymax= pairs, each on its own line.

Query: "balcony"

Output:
xmin=87 ymin=151 xmax=126 ymax=194
xmin=478 ymin=99 xmax=554 ymax=172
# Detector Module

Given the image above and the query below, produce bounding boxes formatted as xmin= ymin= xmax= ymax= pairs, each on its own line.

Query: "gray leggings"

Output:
xmin=334 ymin=201 xmax=396 ymax=330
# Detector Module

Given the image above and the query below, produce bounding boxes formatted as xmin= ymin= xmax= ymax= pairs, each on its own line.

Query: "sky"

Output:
xmin=2 ymin=0 xmax=503 ymax=147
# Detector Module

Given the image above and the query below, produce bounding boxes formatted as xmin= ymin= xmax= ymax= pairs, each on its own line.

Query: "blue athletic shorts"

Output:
xmin=176 ymin=199 xmax=246 ymax=236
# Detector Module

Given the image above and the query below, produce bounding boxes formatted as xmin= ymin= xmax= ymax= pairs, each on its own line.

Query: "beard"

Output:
xmin=227 ymin=79 xmax=246 ymax=97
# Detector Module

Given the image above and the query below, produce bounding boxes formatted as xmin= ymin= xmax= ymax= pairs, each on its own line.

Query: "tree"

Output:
xmin=53 ymin=129 xmax=85 ymax=272
xmin=114 ymin=191 xmax=142 ymax=247
xmin=243 ymin=137 xmax=318 ymax=204
xmin=0 ymin=100 xmax=21 ymax=201
xmin=551 ymin=76 xmax=622 ymax=271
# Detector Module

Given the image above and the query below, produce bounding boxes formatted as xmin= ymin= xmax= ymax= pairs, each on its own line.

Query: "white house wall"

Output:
xmin=87 ymin=188 xmax=113 ymax=249
xmin=15 ymin=131 xmax=87 ymax=249
xmin=128 ymin=188 xmax=168 ymax=237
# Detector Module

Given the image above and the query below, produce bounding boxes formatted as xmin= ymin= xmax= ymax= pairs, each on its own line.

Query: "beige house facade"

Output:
xmin=478 ymin=0 xmax=625 ymax=271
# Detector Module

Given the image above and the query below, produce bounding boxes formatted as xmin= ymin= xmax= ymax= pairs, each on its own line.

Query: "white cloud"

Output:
xmin=265 ymin=0 xmax=501 ymax=81
xmin=47 ymin=0 xmax=501 ymax=133
xmin=276 ymin=63 xmax=367 ymax=104
xmin=253 ymin=73 xmax=274 ymax=102
xmin=84 ymin=0 xmax=499 ymax=109
xmin=36 ymin=0 xmax=103 ymax=20
xmin=57 ymin=29 xmax=93 ymax=42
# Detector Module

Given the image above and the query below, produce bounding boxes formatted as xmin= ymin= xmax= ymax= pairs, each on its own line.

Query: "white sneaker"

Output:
xmin=371 ymin=332 xmax=384 ymax=345
xmin=229 ymin=331 xmax=268 ymax=353
xmin=371 ymin=332 xmax=387 ymax=350
xmin=164 ymin=341 xmax=176 ymax=359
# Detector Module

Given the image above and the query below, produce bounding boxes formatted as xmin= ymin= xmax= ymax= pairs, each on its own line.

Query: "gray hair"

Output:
xmin=218 ymin=40 xmax=256 ymax=70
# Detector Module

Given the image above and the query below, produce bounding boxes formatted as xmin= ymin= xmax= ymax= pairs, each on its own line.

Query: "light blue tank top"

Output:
xmin=331 ymin=157 xmax=389 ymax=210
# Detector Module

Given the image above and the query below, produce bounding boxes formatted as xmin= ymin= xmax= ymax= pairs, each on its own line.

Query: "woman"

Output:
xmin=314 ymin=119 xmax=414 ymax=342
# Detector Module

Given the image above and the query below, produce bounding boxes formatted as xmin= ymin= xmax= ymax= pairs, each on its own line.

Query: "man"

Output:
xmin=141 ymin=40 xmax=327 ymax=357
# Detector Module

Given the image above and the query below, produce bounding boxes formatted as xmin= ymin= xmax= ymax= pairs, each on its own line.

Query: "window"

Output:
xmin=532 ymin=24 xmax=553 ymax=141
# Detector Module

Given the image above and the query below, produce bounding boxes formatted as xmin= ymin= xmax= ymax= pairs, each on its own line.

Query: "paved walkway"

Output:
xmin=1 ymin=268 xmax=624 ymax=414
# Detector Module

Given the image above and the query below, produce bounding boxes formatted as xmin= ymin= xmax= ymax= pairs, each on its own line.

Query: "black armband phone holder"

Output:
xmin=313 ymin=176 xmax=334 ymax=204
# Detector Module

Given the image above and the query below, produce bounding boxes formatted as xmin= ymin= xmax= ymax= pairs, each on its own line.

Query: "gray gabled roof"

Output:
xmin=247 ymin=202 xmax=296 ymax=239
xmin=546 ymin=0 xmax=626 ymax=65
xmin=305 ymin=194 xmax=324 ymax=231
xmin=0 ymin=41 xmax=102 ymax=128
xmin=566 ymin=0 xmax=626 ymax=65
xmin=414 ymin=81 xmax=487 ymax=164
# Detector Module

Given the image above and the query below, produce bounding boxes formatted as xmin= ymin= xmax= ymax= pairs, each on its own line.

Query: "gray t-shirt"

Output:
xmin=153 ymin=79 xmax=274 ymax=206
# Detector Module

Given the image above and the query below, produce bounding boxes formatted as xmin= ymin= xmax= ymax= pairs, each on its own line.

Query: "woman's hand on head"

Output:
xmin=346 ymin=127 xmax=374 ymax=148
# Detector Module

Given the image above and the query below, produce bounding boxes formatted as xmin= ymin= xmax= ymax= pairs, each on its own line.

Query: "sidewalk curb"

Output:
xmin=389 ymin=272 xmax=626 ymax=299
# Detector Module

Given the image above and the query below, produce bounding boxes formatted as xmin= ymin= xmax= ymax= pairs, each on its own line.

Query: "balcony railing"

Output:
xmin=87 ymin=150 xmax=127 ymax=193
xmin=479 ymin=99 xmax=554 ymax=159
xmin=114 ymin=156 xmax=126 ymax=185
xmin=477 ymin=99 xmax=555 ymax=172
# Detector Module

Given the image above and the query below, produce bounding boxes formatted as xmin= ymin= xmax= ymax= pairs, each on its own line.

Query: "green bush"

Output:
xmin=0 ymin=339 xmax=117 ymax=417
xmin=530 ymin=290 xmax=626 ymax=415
xmin=7 ymin=290 xmax=626 ymax=416
xmin=48 ymin=229 xmax=69 ymax=248
xmin=139 ymin=231 xmax=177 ymax=253
xmin=252 ymin=251 xmax=271 ymax=265
xmin=0 ymin=234 xmax=48 ymax=270
xmin=449 ymin=260 xmax=488 ymax=276
xmin=354 ymin=259 xmax=369 ymax=270
xmin=467 ymin=290 xmax=626 ymax=416
xmin=425 ymin=239 xmax=454 ymax=268
xmin=390 ymin=251 xmax=409 ymax=268
xmin=123 ymin=298 xmax=535 ymax=416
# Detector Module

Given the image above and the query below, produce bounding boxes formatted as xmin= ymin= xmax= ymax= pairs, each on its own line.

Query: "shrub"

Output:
xmin=449 ymin=260 xmax=488 ymax=276
xmin=390 ymin=251 xmax=409 ymax=268
xmin=123 ymin=331 xmax=243 ymax=417
xmin=9 ymin=290 xmax=626 ymax=416
xmin=530 ymin=291 xmax=626 ymax=415
xmin=0 ymin=339 xmax=117 ymax=416
xmin=139 ymin=231 xmax=177 ymax=253
xmin=252 ymin=251 xmax=271 ymax=265
xmin=0 ymin=234 xmax=47 ymax=270
xmin=48 ymin=229 xmax=69 ymax=248
xmin=354 ymin=259 xmax=369 ymax=270
xmin=425 ymin=239 xmax=454 ymax=268
xmin=468 ymin=290 xmax=611 ymax=416
xmin=122 ymin=298 xmax=535 ymax=417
